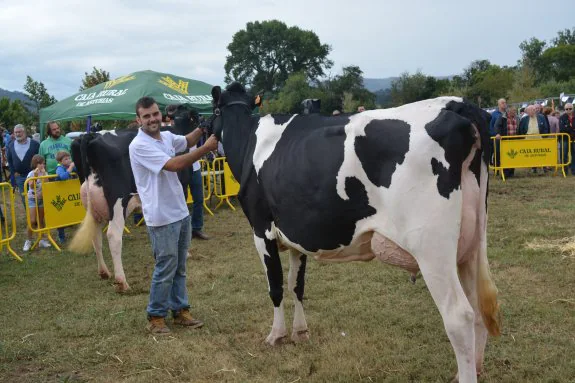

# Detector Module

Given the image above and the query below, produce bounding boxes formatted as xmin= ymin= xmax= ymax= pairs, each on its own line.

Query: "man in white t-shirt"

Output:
xmin=129 ymin=96 xmax=218 ymax=335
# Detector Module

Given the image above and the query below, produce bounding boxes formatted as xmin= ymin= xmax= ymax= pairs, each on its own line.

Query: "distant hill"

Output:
xmin=363 ymin=75 xmax=454 ymax=93
xmin=0 ymin=87 xmax=32 ymax=108
xmin=363 ymin=77 xmax=399 ymax=93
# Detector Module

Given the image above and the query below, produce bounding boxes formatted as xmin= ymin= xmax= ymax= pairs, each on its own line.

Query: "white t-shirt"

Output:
xmin=188 ymin=146 xmax=201 ymax=172
xmin=129 ymin=129 xmax=189 ymax=227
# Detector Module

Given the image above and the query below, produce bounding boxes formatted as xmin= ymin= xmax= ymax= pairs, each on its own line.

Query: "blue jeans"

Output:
xmin=190 ymin=169 xmax=204 ymax=231
xmin=15 ymin=175 xmax=26 ymax=206
xmin=146 ymin=215 xmax=191 ymax=318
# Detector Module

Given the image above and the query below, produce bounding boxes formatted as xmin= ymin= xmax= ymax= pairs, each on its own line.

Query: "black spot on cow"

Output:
xmin=354 ymin=119 xmax=410 ymax=188
xmin=257 ymin=117 xmax=376 ymax=252
xmin=425 ymin=109 xmax=476 ymax=199
xmin=272 ymin=114 xmax=296 ymax=125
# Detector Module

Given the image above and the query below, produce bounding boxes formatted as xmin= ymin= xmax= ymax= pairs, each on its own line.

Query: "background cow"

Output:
xmin=69 ymin=105 xmax=200 ymax=292
xmin=209 ymin=82 xmax=500 ymax=383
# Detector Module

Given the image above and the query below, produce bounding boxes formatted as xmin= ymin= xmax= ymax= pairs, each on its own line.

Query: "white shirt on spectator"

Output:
xmin=129 ymin=129 xmax=188 ymax=227
xmin=14 ymin=138 xmax=31 ymax=161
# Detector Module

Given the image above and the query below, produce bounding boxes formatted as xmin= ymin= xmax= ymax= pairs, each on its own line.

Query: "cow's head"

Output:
xmin=209 ymin=82 xmax=262 ymax=142
xmin=167 ymin=104 xmax=200 ymax=136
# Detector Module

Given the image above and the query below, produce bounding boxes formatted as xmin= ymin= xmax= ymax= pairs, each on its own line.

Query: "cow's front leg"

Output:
xmin=254 ymin=234 xmax=286 ymax=345
xmin=288 ymin=249 xmax=309 ymax=342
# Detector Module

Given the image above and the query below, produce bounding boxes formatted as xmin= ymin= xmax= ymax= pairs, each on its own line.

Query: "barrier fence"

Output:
xmin=0 ymin=182 xmax=21 ymax=261
xmin=24 ymin=174 xmax=85 ymax=252
xmin=490 ymin=133 xmax=572 ymax=181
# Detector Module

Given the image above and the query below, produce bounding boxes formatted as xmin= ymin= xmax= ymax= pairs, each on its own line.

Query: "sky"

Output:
xmin=1 ymin=0 xmax=573 ymax=100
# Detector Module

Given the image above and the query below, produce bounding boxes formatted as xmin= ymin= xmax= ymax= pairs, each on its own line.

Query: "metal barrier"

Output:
xmin=24 ymin=174 xmax=85 ymax=251
xmin=212 ymin=157 xmax=240 ymax=211
xmin=0 ymin=182 xmax=21 ymax=261
xmin=490 ymin=133 xmax=571 ymax=181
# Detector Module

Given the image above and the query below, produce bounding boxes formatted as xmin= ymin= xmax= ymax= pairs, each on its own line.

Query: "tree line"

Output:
xmin=2 ymin=21 xmax=574 ymax=131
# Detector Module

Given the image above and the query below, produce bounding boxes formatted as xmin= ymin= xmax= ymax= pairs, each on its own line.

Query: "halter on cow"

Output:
xmin=209 ymin=82 xmax=500 ymax=382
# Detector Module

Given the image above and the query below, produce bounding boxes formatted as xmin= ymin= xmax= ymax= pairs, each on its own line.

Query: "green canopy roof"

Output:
xmin=39 ymin=70 xmax=215 ymax=138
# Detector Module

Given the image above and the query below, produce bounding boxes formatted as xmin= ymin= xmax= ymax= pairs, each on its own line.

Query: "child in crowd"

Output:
xmin=54 ymin=150 xmax=76 ymax=244
xmin=23 ymin=154 xmax=51 ymax=251
xmin=55 ymin=151 xmax=76 ymax=181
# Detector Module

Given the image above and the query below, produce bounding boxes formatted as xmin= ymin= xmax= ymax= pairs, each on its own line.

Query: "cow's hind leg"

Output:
xmin=108 ymin=199 xmax=129 ymax=292
xmin=93 ymin=222 xmax=110 ymax=279
xmin=254 ymin=234 xmax=287 ymax=345
xmin=288 ymin=249 xmax=309 ymax=342
xmin=414 ymin=243 xmax=477 ymax=383
xmin=457 ymin=252 xmax=487 ymax=380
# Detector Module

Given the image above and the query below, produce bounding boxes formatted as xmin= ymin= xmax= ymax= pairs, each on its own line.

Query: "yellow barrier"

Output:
xmin=186 ymin=159 xmax=214 ymax=216
xmin=490 ymin=133 xmax=571 ymax=181
xmin=24 ymin=174 xmax=85 ymax=251
xmin=0 ymin=182 xmax=21 ymax=261
xmin=212 ymin=157 xmax=240 ymax=211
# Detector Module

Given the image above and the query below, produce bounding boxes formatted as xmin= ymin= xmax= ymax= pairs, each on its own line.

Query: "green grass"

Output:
xmin=1 ymin=169 xmax=574 ymax=382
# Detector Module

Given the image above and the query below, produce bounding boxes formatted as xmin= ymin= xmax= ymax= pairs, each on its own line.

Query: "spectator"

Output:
xmin=535 ymin=104 xmax=550 ymax=134
xmin=55 ymin=151 xmax=76 ymax=181
xmin=519 ymin=105 xmax=550 ymax=173
xmin=544 ymin=107 xmax=559 ymax=134
xmin=559 ymin=103 xmax=575 ymax=175
xmin=7 ymin=124 xmax=40 ymax=206
xmin=39 ymin=121 xmax=72 ymax=243
xmin=357 ymin=106 xmax=366 ymax=113
xmin=490 ymin=98 xmax=507 ymax=164
xmin=23 ymin=155 xmax=51 ymax=251
xmin=494 ymin=108 xmax=519 ymax=178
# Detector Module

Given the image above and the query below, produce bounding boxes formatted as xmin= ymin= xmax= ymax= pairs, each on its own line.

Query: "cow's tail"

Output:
xmin=477 ymin=240 xmax=500 ymax=336
xmin=69 ymin=184 xmax=98 ymax=254
xmin=69 ymin=208 xmax=98 ymax=254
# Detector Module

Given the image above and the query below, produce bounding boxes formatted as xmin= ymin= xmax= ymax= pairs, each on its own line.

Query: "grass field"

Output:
xmin=0 ymin=170 xmax=574 ymax=382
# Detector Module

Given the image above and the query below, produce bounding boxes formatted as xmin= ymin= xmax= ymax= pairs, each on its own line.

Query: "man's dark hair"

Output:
xmin=45 ymin=121 xmax=58 ymax=137
xmin=135 ymin=96 xmax=157 ymax=116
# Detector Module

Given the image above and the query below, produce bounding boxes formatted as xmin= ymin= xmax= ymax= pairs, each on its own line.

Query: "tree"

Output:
xmin=318 ymin=66 xmax=376 ymax=113
xmin=0 ymin=98 xmax=33 ymax=130
xmin=263 ymin=72 xmax=321 ymax=113
xmin=23 ymin=76 xmax=57 ymax=117
xmin=390 ymin=71 xmax=449 ymax=106
xmin=519 ymin=37 xmax=548 ymax=83
xmin=508 ymin=65 xmax=540 ymax=103
xmin=466 ymin=65 xmax=514 ymax=107
xmin=225 ymin=20 xmax=333 ymax=93
xmin=552 ymin=28 xmax=575 ymax=46
xmin=80 ymin=67 xmax=110 ymax=90
xmin=541 ymin=44 xmax=575 ymax=82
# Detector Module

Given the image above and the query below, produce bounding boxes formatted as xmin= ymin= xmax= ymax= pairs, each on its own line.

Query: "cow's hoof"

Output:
xmin=114 ymin=281 xmax=130 ymax=293
xmin=265 ymin=329 xmax=288 ymax=346
xmin=291 ymin=329 xmax=310 ymax=343
xmin=99 ymin=270 xmax=111 ymax=279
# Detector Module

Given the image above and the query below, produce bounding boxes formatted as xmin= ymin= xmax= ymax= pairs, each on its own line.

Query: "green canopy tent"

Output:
xmin=39 ymin=70 xmax=215 ymax=138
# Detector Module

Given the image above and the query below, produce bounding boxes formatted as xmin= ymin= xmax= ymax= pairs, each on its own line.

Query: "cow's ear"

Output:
xmin=254 ymin=95 xmax=262 ymax=107
xmin=211 ymin=86 xmax=221 ymax=103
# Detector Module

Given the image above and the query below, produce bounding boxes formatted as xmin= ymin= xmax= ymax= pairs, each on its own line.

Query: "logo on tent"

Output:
xmin=159 ymin=76 xmax=189 ymax=95
xmin=104 ymin=75 xmax=136 ymax=89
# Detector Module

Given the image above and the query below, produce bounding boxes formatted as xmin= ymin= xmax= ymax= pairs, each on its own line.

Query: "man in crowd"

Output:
xmin=559 ymin=103 xmax=575 ymax=175
xmin=494 ymin=108 xmax=519 ymax=178
xmin=7 ymin=124 xmax=40 ymax=206
xmin=129 ymin=96 xmax=218 ymax=335
xmin=39 ymin=121 xmax=72 ymax=243
xmin=490 ymin=98 xmax=507 ymax=164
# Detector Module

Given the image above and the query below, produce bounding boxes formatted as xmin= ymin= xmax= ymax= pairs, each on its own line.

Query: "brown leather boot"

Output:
xmin=173 ymin=309 xmax=204 ymax=328
xmin=146 ymin=316 xmax=171 ymax=335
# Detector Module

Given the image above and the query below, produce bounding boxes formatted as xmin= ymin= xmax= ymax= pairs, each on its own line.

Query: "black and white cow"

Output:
xmin=209 ymin=82 xmax=500 ymax=382
xmin=69 ymin=106 xmax=199 ymax=292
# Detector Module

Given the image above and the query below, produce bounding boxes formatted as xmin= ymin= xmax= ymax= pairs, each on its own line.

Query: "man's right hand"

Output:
xmin=203 ymin=135 xmax=218 ymax=152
